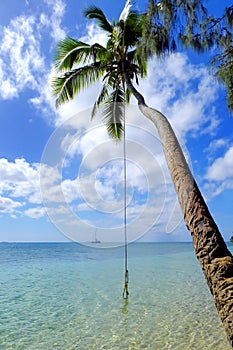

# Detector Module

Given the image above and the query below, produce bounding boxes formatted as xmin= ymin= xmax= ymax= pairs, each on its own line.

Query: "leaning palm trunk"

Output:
xmin=125 ymin=73 xmax=233 ymax=347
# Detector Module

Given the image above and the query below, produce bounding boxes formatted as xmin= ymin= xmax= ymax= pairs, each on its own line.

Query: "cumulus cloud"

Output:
xmin=0 ymin=196 xmax=23 ymax=214
xmin=61 ymin=179 xmax=80 ymax=203
xmin=0 ymin=157 xmax=80 ymax=218
xmin=206 ymin=146 xmax=233 ymax=181
xmin=0 ymin=15 xmax=44 ymax=99
xmin=0 ymin=158 xmax=41 ymax=201
xmin=0 ymin=148 xmax=178 ymax=238
xmin=80 ymin=22 xmax=108 ymax=46
xmin=38 ymin=106 xmax=185 ymax=241
xmin=41 ymin=0 xmax=66 ymax=41
xmin=204 ymin=138 xmax=229 ymax=162
xmin=24 ymin=207 xmax=46 ymax=219
xmin=0 ymin=123 xmax=184 ymax=240
xmin=0 ymin=0 xmax=66 ymax=120
xmin=203 ymin=146 xmax=233 ymax=197
xmin=0 ymin=158 xmax=44 ymax=218
xmin=0 ymin=158 xmax=55 ymax=218
xmin=140 ymin=53 xmax=220 ymax=139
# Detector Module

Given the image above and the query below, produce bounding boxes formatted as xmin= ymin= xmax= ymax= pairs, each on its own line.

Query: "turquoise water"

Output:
xmin=0 ymin=242 xmax=231 ymax=349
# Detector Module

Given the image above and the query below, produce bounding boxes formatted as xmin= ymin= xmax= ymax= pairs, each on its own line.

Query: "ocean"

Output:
xmin=0 ymin=242 xmax=231 ymax=349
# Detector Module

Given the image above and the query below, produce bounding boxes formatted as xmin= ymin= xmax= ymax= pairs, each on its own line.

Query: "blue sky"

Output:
xmin=0 ymin=0 xmax=232 ymax=244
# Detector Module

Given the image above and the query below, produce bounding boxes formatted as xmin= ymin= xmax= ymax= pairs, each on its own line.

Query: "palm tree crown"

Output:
xmin=52 ymin=1 xmax=147 ymax=139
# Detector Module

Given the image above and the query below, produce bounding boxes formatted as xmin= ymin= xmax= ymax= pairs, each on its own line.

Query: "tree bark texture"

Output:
xmin=139 ymin=104 xmax=233 ymax=347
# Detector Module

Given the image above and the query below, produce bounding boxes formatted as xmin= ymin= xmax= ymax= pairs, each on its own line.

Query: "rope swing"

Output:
xmin=122 ymin=110 xmax=129 ymax=299
xmin=121 ymin=10 xmax=129 ymax=299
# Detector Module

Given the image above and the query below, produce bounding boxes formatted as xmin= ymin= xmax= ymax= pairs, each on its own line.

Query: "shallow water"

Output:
xmin=0 ymin=242 xmax=231 ymax=349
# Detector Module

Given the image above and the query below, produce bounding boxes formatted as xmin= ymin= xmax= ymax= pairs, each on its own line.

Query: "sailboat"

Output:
xmin=91 ymin=229 xmax=101 ymax=243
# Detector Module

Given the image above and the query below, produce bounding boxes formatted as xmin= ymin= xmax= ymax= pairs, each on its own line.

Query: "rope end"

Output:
xmin=123 ymin=269 xmax=129 ymax=299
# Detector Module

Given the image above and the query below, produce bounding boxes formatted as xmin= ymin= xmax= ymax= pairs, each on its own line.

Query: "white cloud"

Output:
xmin=38 ymin=99 xmax=188 ymax=237
xmin=41 ymin=110 xmax=184 ymax=239
xmin=61 ymin=179 xmax=80 ymax=203
xmin=204 ymin=138 xmax=228 ymax=155
xmin=80 ymin=22 xmax=108 ymax=46
xmin=0 ymin=108 xmax=182 ymax=240
xmin=0 ymin=15 xmax=44 ymax=99
xmin=203 ymin=146 xmax=233 ymax=198
xmin=0 ymin=150 xmax=170 ymax=238
xmin=24 ymin=207 xmax=46 ymax=219
xmin=0 ymin=0 xmax=66 ymax=121
xmin=140 ymin=53 xmax=220 ymax=139
xmin=74 ymin=126 xmax=110 ymax=161
xmin=0 ymin=157 xmax=80 ymax=218
xmin=0 ymin=158 xmax=41 ymax=202
xmin=206 ymin=146 xmax=233 ymax=181
xmin=0 ymin=196 xmax=23 ymax=214
xmin=42 ymin=0 xmax=66 ymax=41
xmin=0 ymin=79 xmax=18 ymax=99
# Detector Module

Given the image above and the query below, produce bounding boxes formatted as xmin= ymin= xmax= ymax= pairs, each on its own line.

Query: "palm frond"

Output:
xmin=133 ymin=49 xmax=148 ymax=77
xmin=124 ymin=11 xmax=145 ymax=47
xmin=90 ymin=43 xmax=110 ymax=62
xmin=103 ymin=86 xmax=125 ymax=140
xmin=52 ymin=62 xmax=104 ymax=108
xmin=55 ymin=38 xmax=90 ymax=70
xmin=52 ymin=2 xmax=149 ymax=116
xmin=55 ymin=38 xmax=108 ymax=71
xmin=91 ymin=83 xmax=110 ymax=119
xmin=119 ymin=0 xmax=132 ymax=22
xmin=125 ymin=87 xmax=132 ymax=103
xmin=84 ymin=6 xmax=113 ymax=33
xmin=126 ymin=49 xmax=147 ymax=77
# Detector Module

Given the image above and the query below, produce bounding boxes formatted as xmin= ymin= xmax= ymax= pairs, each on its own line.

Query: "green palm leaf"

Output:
xmin=55 ymin=38 xmax=108 ymax=71
xmin=103 ymin=86 xmax=125 ymax=140
xmin=124 ymin=11 xmax=145 ymax=47
xmin=126 ymin=46 xmax=148 ymax=77
xmin=55 ymin=38 xmax=90 ymax=70
xmin=125 ymin=87 xmax=132 ymax=103
xmin=91 ymin=83 xmax=110 ymax=119
xmin=84 ymin=6 xmax=113 ymax=33
xmin=52 ymin=62 xmax=105 ymax=107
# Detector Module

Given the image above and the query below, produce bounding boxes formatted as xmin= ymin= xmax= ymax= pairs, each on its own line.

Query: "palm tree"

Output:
xmin=51 ymin=1 xmax=233 ymax=346
xmin=52 ymin=3 xmax=147 ymax=140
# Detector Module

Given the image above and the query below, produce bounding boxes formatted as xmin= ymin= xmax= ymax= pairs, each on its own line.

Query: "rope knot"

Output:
xmin=123 ymin=269 xmax=129 ymax=299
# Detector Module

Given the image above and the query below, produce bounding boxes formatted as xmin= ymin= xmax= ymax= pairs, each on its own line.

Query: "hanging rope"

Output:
xmin=122 ymin=106 xmax=129 ymax=299
xmin=121 ymin=14 xmax=129 ymax=299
